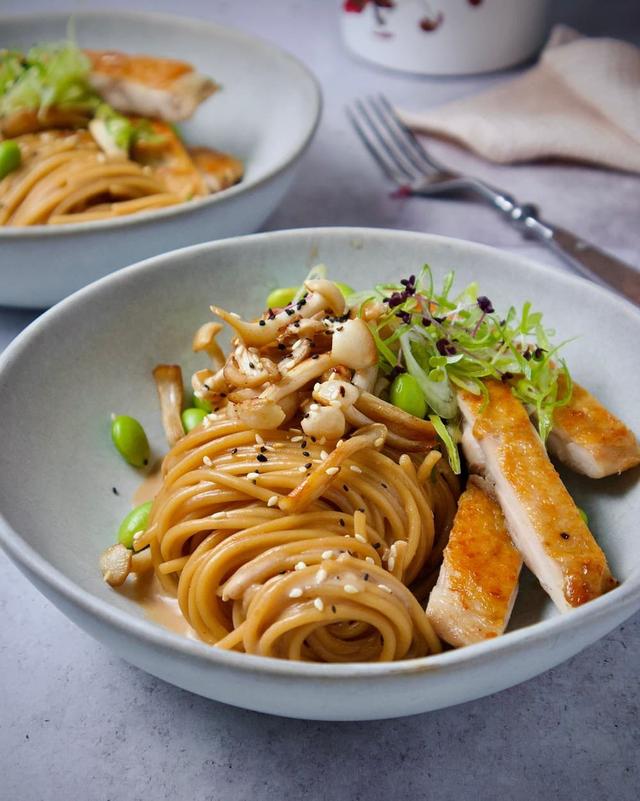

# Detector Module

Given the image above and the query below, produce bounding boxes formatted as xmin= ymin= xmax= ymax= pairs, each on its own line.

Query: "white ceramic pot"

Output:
xmin=339 ymin=0 xmax=551 ymax=75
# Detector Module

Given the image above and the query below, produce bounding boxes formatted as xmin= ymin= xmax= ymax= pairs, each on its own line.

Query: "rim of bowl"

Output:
xmin=0 ymin=227 xmax=639 ymax=681
xmin=0 ymin=9 xmax=322 ymax=239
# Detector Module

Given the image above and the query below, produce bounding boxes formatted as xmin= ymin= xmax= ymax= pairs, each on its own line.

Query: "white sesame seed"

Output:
xmin=298 ymin=465 xmax=307 ymax=473
xmin=203 ymin=455 xmax=212 ymax=466
xmin=309 ymin=403 xmax=319 ymax=411
xmin=294 ymin=561 xmax=306 ymax=571
xmin=378 ymin=584 xmax=392 ymax=593
xmin=374 ymin=437 xmax=384 ymax=448
xmin=344 ymin=584 xmax=359 ymax=594
xmin=387 ymin=556 xmax=396 ymax=571
xmin=336 ymin=440 xmax=344 ymax=447
xmin=354 ymin=533 xmax=367 ymax=543
xmin=291 ymin=435 xmax=303 ymax=443
xmin=289 ymin=588 xmax=303 ymax=598
xmin=255 ymin=433 xmax=264 ymax=445
xmin=315 ymin=568 xmax=327 ymax=583
xmin=267 ymin=495 xmax=279 ymax=507
xmin=320 ymin=450 xmax=329 ymax=460
xmin=321 ymin=550 xmax=335 ymax=559
xmin=365 ymin=556 xmax=375 ymax=565
xmin=337 ymin=552 xmax=349 ymax=562
xmin=326 ymin=466 xmax=340 ymax=476
xmin=350 ymin=465 xmax=362 ymax=474
xmin=313 ymin=597 xmax=324 ymax=611
xmin=247 ymin=471 xmax=260 ymax=480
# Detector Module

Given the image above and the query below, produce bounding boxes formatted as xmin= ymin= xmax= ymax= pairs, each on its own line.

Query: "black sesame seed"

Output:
xmin=257 ymin=453 xmax=268 ymax=463
xmin=339 ymin=386 xmax=346 ymax=397
xmin=339 ymin=519 xmax=345 ymax=527
xmin=143 ymin=459 xmax=148 ymax=466
xmin=343 ymin=484 xmax=349 ymax=491
xmin=258 ymin=320 xmax=266 ymax=327
xmin=260 ymin=446 xmax=267 ymax=453
xmin=302 ymin=451 xmax=310 ymax=457
xmin=277 ymin=343 xmax=286 ymax=350
xmin=285 ymin=308 xmax=295 ymax=316
xmin=312 ymin=354 xmax=319 ymax=360
xmin=310 ymin=436 xmax=317 ymax=442
xmin=248 ymin=362 xmax=255 ymax=369
xmin=374 ymin=543 xmax=381 ymax=549
xmin=305 ymin=462 xmax=312 ymax=469
xmin=301 ymin=441 xmax=307 ymax=448
xmin=560 ymin=531 xmax=570 ymax=540
xmin=331 ymin=605 xmax=337 ymax=613
xmin=112 ymin=487 xmax=119 ymax=495
xmin=364 ymin=573 xmax=369 ymax=581
xmin=381 ymin=482 xmax=388 ymax=489
xmin=231 ymin=448 xmax=238 ymax=455
xmin=422 ymin=317 xmax=432 ymax=327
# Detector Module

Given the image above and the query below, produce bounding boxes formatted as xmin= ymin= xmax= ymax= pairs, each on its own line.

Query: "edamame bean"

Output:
xmin=266 ymin=286 xmax=298 ymax=309
xmin=0 ymin=140 xmax=21 ymax=180
xmin=182 ymin=407 xmax=207 ymax=432
xmin=390 ymin=373 xmax=427 ymax=419
xmin=117 ymin=500 xmax=153 ymax=549
xmin=335 ymin=282 xmax=355 ymax=298
xmin=192 ymin=395 xmax=212 ymax=412
xmin=111 ymin=415 xmax=150 ymax=467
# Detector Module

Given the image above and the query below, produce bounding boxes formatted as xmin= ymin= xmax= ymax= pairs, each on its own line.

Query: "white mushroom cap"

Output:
xmin=330 ymin=318 xmax=377 ymax=370
xmin=301 ymin=404 xmax=346 ymax=440
xmin=313 ymin=379 xmax=359 ymax=410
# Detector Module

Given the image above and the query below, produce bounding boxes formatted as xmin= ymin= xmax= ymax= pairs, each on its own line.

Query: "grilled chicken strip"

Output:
xmin=427 ymin=479 xmax=522 ymax=647
xmin=85 ymin=50 xmax=218 ymax=122
xmin=188 ymin=147 xmax=244 ymax=193
xmin=547 ymin=379 xmax=640 ymax=478
xmin=458 ymin=380 xmax=616 ymax=612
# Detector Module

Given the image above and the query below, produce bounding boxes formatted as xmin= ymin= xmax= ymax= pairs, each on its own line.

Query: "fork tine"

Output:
xmin=375 ymin=94 xmax=445 ymax=173
xmin=346 ymin=106 xmax=406 ymax=184
xmin=352 ymin=99 xmax=419 ymax=181
xmin=366 ymin=95 xmax=432 ymax=175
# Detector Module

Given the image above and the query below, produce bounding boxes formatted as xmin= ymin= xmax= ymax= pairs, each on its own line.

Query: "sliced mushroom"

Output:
xmin=211 ymin=290 xmax=329 ymax=348
xmin=223 ymin=344 xmax=280 ymax=388
xmin=226 ymin=397 xmax=286 ymax=429
xmin=153 ymin=364 xmax=185 ymax=446
xmin=301 ymin=404 xmax=346 ymax=440
xmin=312 ymin=379 xmax=359 ymax=410
xmin=280 ymin=424 xmax=387 ymax=514
xmin=356 ymin=392 xmax=437 ymax=444
xmin=331 ymin=318 xmax=377 ymax=370
xmin=304 ymin=279 xmax=346 ymax=316
xmin=260 ymin=352 xmax=334 ymax=404
xmin=192 ymin=367 xmax=227 ymax=402
xmin=278 ymin=337 xmax=312 ymax=374
xmin=100 ymin=543 xmax=132 ymax=587
xmin=352 ymin=365 xmax=378 ymax=394
xmin=344 ymin=404 xmax=431 ymax=452
xmin=192 ymin=322 xmax=226 ymax=369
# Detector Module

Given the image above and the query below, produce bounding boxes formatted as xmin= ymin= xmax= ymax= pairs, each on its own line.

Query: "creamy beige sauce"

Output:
xmin=132 ymin=464 xmax=163 ymax=506
xmin=129 ymin=465 xmax=196 ymax=639
xmin=120 ymin=571 xmax=195 ymax=639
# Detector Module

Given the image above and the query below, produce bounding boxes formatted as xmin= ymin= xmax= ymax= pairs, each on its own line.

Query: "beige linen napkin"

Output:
xmin=399 ymin=25 xmax=640 ymax=173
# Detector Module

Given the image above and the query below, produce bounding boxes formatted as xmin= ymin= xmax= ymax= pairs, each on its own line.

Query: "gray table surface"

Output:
xmin=1 ymin=1 xmax=639 ymax=799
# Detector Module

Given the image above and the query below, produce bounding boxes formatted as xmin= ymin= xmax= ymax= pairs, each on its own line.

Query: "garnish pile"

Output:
xmin=352 ymin=266 xmax=573 ymax=472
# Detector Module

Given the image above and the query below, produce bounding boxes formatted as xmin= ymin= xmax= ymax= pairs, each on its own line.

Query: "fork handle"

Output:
xmin=472 ymin=183 xmax=640 ymax=306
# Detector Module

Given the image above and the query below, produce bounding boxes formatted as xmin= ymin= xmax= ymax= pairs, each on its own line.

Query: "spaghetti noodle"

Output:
xmin=102 ymin=275 xmax=460 ymax=663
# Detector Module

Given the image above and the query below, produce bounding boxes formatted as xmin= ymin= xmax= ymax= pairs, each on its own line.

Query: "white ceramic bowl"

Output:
xmin=0 ymin=12 xmax=321 ymax=308
xmin=0 ymin=228 xmax=638 ymax=721
xmin=340 ymin=0 xmax=550 ymax=75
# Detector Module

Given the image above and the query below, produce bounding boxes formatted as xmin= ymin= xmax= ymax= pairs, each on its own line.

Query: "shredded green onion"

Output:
xmin=354 ymin=265 xmax=573 ymax=473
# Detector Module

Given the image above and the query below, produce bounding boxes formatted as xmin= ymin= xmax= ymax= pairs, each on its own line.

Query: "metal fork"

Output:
xmin=347 ymin=94 xmax=640 ymax=306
